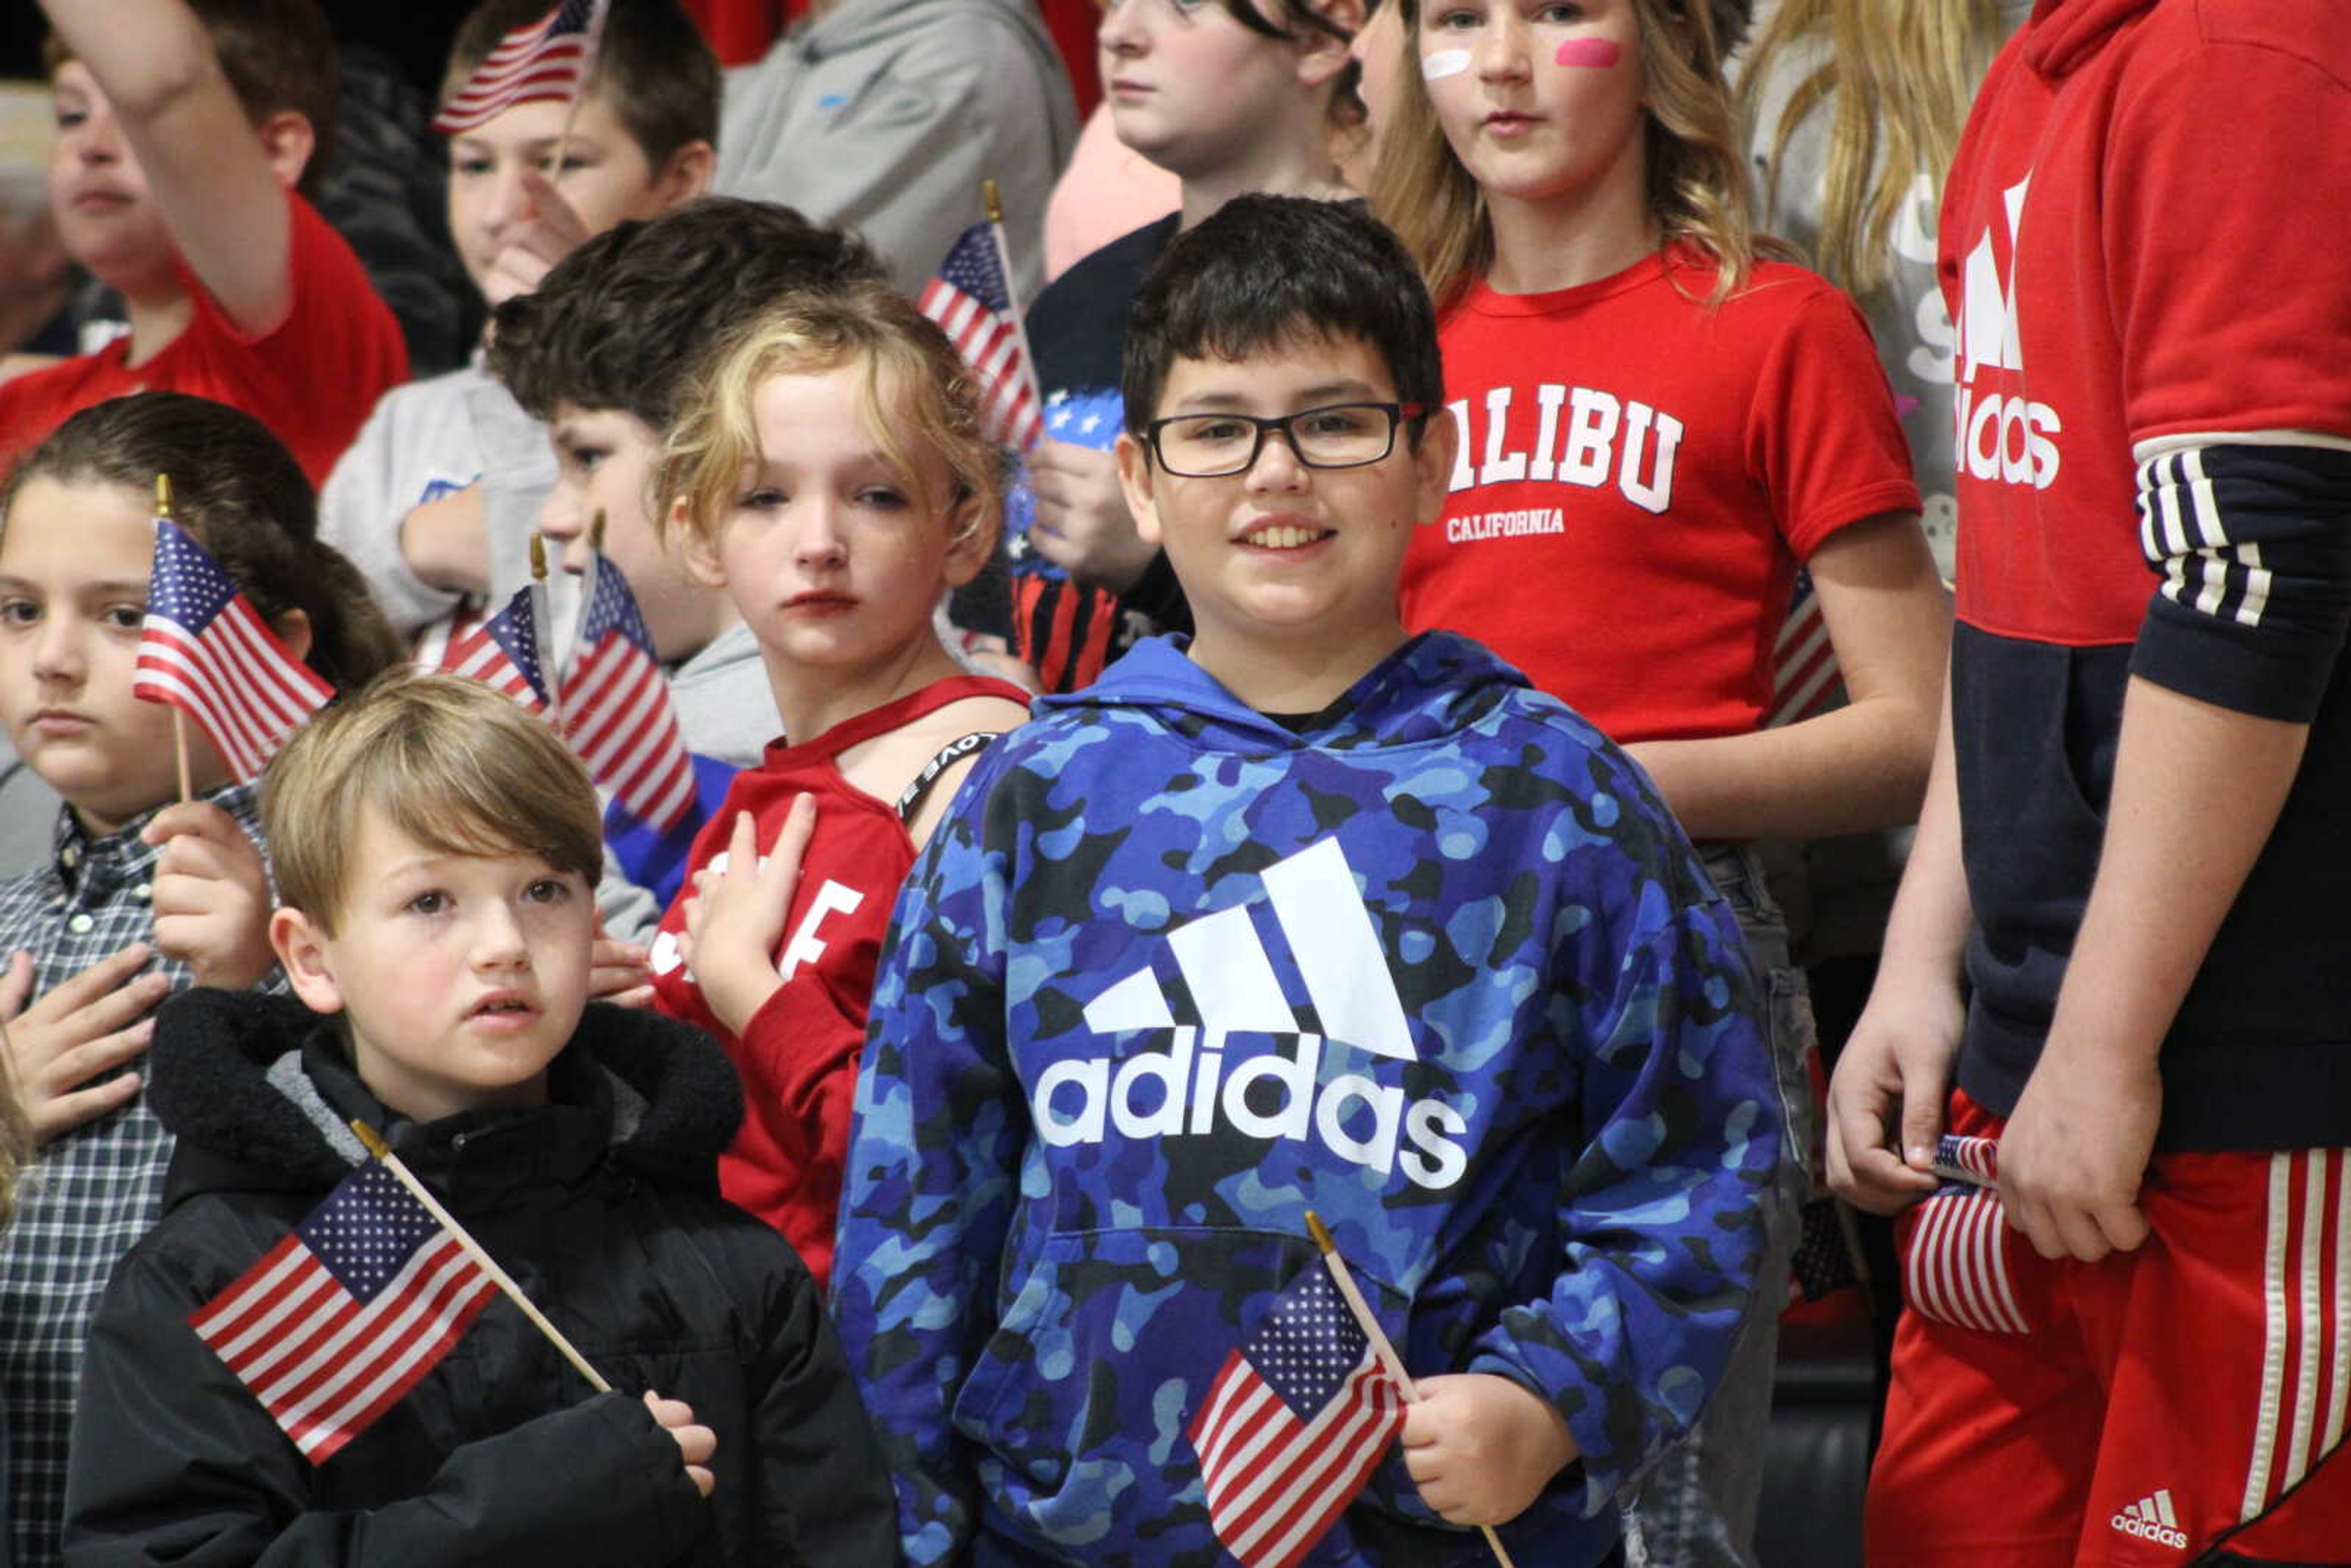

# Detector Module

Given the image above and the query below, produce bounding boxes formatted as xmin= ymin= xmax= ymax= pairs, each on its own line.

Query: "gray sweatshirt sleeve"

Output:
xmin=317 ymin=372 xmax=493 ymax=636
xmin=469 ymin=376 xmax=559 ymax=606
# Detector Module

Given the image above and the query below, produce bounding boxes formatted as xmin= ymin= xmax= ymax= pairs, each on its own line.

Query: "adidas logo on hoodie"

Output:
xmin=1032 ymin=837 xmax=1471 ymax=1191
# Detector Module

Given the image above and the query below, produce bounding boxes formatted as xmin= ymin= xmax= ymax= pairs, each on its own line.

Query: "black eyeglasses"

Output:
xmin=1141 ymin=402 xmax=1431 ymax=478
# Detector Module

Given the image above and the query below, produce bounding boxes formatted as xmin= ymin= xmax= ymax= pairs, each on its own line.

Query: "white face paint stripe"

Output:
xmin=1420 ymin=48 xmax=1471 ymax=80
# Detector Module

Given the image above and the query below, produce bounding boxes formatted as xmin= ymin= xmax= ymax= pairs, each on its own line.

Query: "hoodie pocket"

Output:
xmin=949 ymin=1226 xmax=1403 ymax=1553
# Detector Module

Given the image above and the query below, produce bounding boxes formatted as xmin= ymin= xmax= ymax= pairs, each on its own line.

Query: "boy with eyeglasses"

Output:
xmin=831 ymin=194 xmax=1785 ymax=1568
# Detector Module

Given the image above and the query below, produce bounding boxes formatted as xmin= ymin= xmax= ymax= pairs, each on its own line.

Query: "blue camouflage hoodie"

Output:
xmin=833 ymin=631 xmax=1782 ymax=1567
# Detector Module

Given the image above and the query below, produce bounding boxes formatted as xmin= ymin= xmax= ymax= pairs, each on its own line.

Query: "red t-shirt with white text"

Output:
xmin=1401 ymin=249 xmax=1919 ymax=743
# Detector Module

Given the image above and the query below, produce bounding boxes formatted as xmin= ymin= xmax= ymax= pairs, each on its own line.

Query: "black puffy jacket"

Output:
xmin=62 ymin=991 xmax=901 ymax=1567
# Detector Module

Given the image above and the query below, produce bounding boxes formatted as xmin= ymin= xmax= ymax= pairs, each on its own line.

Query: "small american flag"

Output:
xmin=560 ymin=555 xmax=696 ymax=831
xmin=1905 ymin=1138 xmax=2027 ymax=1334
xmin=1932 ymin=1133 xmax=2000 ymax=1188
xmin=920 ymin=220 xmax=1044 ymax=451
xmin=1187 ymin=1261 xmax=1406 ymax=1568
xmin=134 ymin=519 xmax=332 ymax=781
xmin=431 ymin=0 xmax=609 ymax=135
xmin=189 ymin=1162 xmax=497 ymax=1465
xmin=437 ymin=582 xmax=551 ymax=713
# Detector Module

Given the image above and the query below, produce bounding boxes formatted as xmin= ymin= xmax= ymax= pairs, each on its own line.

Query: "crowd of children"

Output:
xmin=0 ymin=0 xmax=2341 ymax=1566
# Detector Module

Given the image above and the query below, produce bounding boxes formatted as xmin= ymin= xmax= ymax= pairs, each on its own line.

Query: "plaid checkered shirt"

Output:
xmin=0 ymin=781 xmax=271 ymax=1568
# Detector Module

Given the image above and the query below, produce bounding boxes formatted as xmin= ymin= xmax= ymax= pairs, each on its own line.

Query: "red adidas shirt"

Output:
xmin=1941 ymin=0 xmax=2351 ymax=648
xmin=0 ymin=193 xmax=407 ymax=485
xmin=1401 ymin=249 xmax=1918 ymax=743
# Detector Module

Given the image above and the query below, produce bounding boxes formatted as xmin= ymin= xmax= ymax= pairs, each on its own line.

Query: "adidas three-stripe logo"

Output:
xmin=1033 ymin=838 xmax=1472 ymax=1191
xmin=2110 ymin=1488 xmax=2188 ymax=1550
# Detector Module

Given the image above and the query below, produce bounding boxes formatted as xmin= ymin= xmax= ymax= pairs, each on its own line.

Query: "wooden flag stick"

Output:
xmin=154 ymin=475 xmax=192 ymax=803
xmin=1305 ymin=1212 xmax=1517 ymax=1568
xmin=981 ymin=178 xmax=1046 ymax=434
xmin=528 ymin=532 xmax=566 ymax=730
xmin=350 ymin=1120 xmax=611 ymax=1394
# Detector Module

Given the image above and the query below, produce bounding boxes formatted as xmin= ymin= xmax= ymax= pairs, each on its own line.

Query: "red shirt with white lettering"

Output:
xmin=0 ymin=193 xmax=407 ymax=486
xmin=1400 ymin=247 xmax=1918 ymax=743
xmin=648 ymin=674 xmax=1027 ymax=1287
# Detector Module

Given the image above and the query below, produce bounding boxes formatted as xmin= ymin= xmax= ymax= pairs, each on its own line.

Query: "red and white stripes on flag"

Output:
xmin=134 ymin=519 xmax=332 ymax=781
xmin=433 ymin=582 xmax=552 ymax=714
xmin=430 ymin=0 xmax=609 ymax=135
xmin=1186 ymin=1265 xmax=1407 ymax=1568
xmin=1932 ymin=1133 xmax=2000 ymax=1187
xmin=2240 ymin=1148 xmax=2351 ymax=1522
xmin=561 ymin=555 xmax=696 ymax=831
xmin=920 ymin=219 xmax=1044 ymax=451
xmin=1903 ymin=1179 xmax=2029 ymax=1335
xmin=189 ymin=1163 xmax=496 ymax=1465
xmin=1768 ymin=576 xmax=1841 ymax=727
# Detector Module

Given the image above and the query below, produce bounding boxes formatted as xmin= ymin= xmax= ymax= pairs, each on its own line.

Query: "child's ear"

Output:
xmin=1114 ymin=432 xmax=1163 ymax=549
xmin=270 ymin=906 xmax=345 ymax=1018
xmin=255 ymin=111 xmax=317 ymax=191
xmin=940 ymin=500 xmax=996 ymax=587
xmin=1297 ymin=0 xmax=1368 ymax=89
xmin=675 ymin=503 xmax=729 ymax=589
xmin=1409 ymin=409 xmax=1458 ymax=525
xmin=271 ymin=607 xmax=312 ymax=665
xmin=655 ymin=140 xmax=716 ymax=209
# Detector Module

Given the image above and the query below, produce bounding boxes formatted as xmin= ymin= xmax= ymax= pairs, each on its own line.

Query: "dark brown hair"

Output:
xmin=1209 ymin=0 xmax=1365 ymax=131
xmin=490 ymin=198 xmax=885 ymax=432
xmin=0 ymin=392 xmax=403 ymax=693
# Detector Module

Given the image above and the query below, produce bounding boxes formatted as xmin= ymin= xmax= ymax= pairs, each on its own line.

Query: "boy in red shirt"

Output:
xmin=0 ymin=0 xmax=407 ymax=484
xmin=1829 ymin=2 xmax=2351 ymax=1561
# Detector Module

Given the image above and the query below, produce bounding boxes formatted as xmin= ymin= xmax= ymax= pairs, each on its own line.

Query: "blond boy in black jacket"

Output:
xmin=61 ymin=673 xmax=897 ymax=1567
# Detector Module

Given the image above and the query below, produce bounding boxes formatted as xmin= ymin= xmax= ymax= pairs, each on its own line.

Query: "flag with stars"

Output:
xmin=1932 ymin=1133 xmax=2000 ymax=1188
xmin=560 ymin=554 xmax=695 ymax=832
xmin=188 ymin=1162 xmax=497 ymax=1465
xmin=1186 ymin=1259 xmax=1408 ymax=1568
xmin=431 ymin=0 xmax=609 ymax=135
xmin=134 ymin=518 xmax=333 ymax=781
xmin=435 ymin=580 xmax=550 ymax=713
xmin=920 ymin=219 xmax=1044 ymax=450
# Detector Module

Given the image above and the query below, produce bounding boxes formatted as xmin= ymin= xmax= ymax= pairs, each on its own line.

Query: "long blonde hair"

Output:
xmin=1741 ymin=0 xmax=2004 ymax=300
xmin=1368 ymin=0 xmax=1774 ymax=310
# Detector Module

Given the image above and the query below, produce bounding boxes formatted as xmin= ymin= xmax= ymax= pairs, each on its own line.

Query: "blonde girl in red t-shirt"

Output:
xmin=1368 ymin=2 xmax=1948 ymax=1563
xmin=644 ymin=282 xmax=1029 ymax=1288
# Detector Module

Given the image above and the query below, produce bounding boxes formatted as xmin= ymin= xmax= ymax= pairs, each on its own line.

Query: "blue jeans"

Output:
xmin=1624 ymin=843 xmax=1813 ymax=1568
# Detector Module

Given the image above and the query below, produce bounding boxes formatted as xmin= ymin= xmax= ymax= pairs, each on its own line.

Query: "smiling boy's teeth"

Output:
xmin=1248 ymin=525 xmax=1319 ymax=549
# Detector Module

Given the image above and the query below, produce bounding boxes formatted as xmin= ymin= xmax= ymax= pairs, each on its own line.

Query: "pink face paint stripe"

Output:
xmin=1555 ymin=37 xmax=1622 ymax=67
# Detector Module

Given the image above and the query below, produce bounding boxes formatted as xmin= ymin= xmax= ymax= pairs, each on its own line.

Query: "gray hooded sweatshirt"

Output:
xmin=713 ymin=0 xmax=1077 ymax=302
